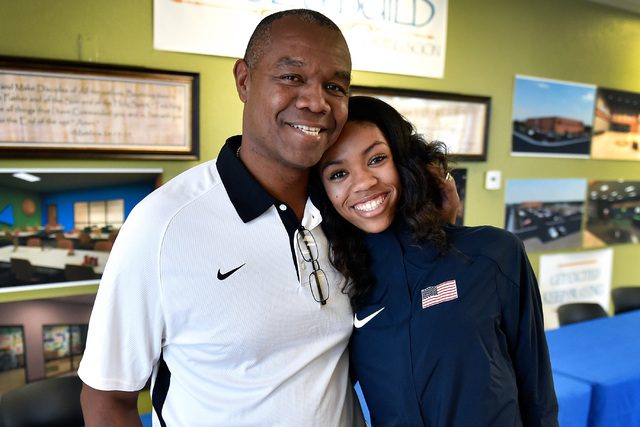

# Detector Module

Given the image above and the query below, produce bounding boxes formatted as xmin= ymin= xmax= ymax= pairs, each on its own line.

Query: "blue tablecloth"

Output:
xmin=546 ymin=310 xmax=640 ymax=427
xmin=354 ymin=381 xmax=371 ymax=425
xmin=140 ymin=412 xmax=152 ymax=426
xmin=553 ymin=373 xmax=592 ymax=427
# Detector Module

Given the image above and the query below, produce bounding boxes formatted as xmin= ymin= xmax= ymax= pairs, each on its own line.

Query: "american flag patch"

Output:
xmin=421 ymin=280 xmax=458 ymax=308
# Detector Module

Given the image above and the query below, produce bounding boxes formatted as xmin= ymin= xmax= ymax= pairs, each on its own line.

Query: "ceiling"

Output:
xmin=586 ymin=0 xmax=640 ymax=14
xmin=0 ymin=169 xmax=162 ymax=192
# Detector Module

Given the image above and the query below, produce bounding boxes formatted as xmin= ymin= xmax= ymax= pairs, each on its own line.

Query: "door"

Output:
xmin=47 ymin=204 xmax=58 ymax=226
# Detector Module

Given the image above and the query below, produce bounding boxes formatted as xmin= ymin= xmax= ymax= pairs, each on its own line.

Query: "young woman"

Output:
xmin=316 ymin=96 xmax=558 ymax=426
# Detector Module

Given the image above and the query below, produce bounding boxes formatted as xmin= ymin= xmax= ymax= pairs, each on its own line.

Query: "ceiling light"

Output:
xmin=13 ymin=172 xmax=41 ymax=182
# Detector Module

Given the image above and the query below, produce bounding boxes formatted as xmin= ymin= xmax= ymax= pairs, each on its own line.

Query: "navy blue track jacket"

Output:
xmin=350 ymin=223 xmax=559 ymax=426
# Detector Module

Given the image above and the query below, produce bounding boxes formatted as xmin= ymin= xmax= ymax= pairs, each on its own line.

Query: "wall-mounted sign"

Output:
xmin=0 ymin=57 xmax=199 ymax=159
xmin=153 ymin=0 xmax=448 ymax=79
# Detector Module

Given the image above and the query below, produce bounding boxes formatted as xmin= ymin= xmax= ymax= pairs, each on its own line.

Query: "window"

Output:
xmin=74 ymin=199 xmax=124 ymax=230
xmin=42 ymin=324 xmax=88 ymax=377
xmin=0 ymin=326 xmax=26 ymax=394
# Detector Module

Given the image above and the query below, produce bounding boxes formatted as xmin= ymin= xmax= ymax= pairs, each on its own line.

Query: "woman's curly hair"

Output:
xmin=315 ymin=96 xmax=452 ymax=311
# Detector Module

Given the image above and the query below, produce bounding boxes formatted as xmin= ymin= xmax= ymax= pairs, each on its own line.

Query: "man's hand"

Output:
xmin=428 ymin=165 xmax=460 ymax=225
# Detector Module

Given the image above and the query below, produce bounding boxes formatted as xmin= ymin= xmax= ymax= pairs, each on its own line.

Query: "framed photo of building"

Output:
xmin=591 ymin=88 xmax=640 ymax=161
xmin=0 ymin=57 xmax=199 ymax=159
xmin=350 ymin=86 xmax=490 ymax=161
xmin=511 ymin=75 xmax=596 ymax=158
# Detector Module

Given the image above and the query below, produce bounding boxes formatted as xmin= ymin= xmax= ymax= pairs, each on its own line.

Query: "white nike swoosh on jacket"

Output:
xmin=354 ymin=307 xmax=385 ymax=328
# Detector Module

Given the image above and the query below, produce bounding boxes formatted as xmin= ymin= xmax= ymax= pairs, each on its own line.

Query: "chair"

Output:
xmin=93 ymin=241 xmax=113 ymax=252
xmin=9 ymin=258 xmax=39 ymax=283
xmin=0 ymin=375 xmax=85 ymax=427
xmin=611 ymin=287 xmax=640 ymax=315
xmin=557 ymin=302 xmax=608 ymax=327
xmin=56 ymin=238 xmax=74 ymax=250
xmin=76 ymin=232 xmax=93 ymax=250
xmin=26 ymin=237 xmax=41 ymax=247
xmin=64 ymin=264 xmax=97 ymax=281
xmin=107 ymin=230 xmax=119 ymax=243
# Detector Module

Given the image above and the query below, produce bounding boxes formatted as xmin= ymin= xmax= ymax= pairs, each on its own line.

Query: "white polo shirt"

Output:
xmin=78 ymin=137 xmax=360 ymax=426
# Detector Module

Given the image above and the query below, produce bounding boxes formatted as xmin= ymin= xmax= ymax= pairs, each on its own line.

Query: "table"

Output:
xmin=63 ymin=231 xmax=111 ymax=241
xmin=13 ymin=231 xmax=40 ymax=238
xmin=0 ymin=245 xmax=110 ymax=274
xmin=553 ymin=373 xmax=592 ymax=427
xmin=546 ymin=310 xmax=640 ymax=427
xmin=140 ymin=412 xmax=152 ymax=426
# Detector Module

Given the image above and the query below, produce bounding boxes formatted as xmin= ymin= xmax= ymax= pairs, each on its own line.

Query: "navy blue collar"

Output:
xmin=217 ymin=136 xmax=307 ymax=273
xmin=216 ymin=136 xmax=280 ymax=224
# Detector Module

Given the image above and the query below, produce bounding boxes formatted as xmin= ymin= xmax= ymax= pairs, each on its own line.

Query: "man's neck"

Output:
xmin=238 ymin=149 xmax=310 ymax=221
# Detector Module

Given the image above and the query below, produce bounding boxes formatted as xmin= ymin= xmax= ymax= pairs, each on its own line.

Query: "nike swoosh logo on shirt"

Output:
xmin=217 ymin=263 xmax=246 ymax=280
xmin=354 ymin=307 xmax=385 ymax=329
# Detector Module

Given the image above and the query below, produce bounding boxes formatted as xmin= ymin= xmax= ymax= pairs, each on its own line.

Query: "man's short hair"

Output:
xmin=243 ymin=9 xmax=342 ymax=71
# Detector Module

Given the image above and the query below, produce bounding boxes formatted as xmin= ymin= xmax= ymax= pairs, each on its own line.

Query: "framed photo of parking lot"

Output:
xmin=504 ymin=178 xmax=587 ymax=253
xmin=350 ymin=86 xmax=490 ymax=161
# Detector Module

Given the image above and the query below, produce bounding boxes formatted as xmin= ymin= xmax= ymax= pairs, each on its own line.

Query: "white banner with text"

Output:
xmin=154 ymin=0 xmax=448 ymax=79
xmin=538 ymin=248 xmax=613 ymax=330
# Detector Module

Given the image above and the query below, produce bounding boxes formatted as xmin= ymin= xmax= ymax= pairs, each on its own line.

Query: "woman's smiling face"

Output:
xmin=319 ymin=121 xmax=401 ymax=234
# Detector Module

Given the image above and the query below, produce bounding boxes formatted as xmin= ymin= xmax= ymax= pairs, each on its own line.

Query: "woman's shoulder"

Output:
xmin=449 ymin=224 xmax=520 ymax=244
xmin=447 ymin=225 xmax=527 ymax=266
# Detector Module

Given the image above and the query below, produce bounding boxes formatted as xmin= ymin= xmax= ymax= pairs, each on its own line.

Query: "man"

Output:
xmin=79 ymin=9 xmax=361 ymax=426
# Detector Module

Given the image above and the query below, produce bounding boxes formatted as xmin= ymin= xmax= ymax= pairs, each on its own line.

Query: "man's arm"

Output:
xmin=428 ymin=165 xmax=460 ymax=225
xmin=440 ymin=172 xmax=459 ymax=225
xmin=81 ymin=384 xmax=142 ymax=427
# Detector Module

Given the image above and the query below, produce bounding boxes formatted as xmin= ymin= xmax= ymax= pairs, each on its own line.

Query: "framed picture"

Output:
xmin=584 ymin=179 xmax=640 ymax=247
xmin=43 ymin=324 xmax=88 ymax=377
xmin=350 ymin=86 xmax=491 ymax=161
xmin=504 ymin=178 xmax=587 ymax=253
xmin=0 ymin=56 xmax=199 ymax=159
xmin=0 ymin=325 xmax=27 ymax=394
xmin=0 ymin=168 xmax=162 ymax=292
xmin=511 ymin=75 xmax=595 ymax=158
xmin=591 ymin=87 xmax=640 ymax=161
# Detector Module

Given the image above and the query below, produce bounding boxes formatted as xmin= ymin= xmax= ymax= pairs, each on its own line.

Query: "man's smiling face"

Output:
xmin=238 ymin=15 xmax=352 ymax=171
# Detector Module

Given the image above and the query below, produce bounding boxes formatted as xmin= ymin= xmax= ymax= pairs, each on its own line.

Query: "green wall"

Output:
xmin=1 ymin=187 xmax=42 ymax=230
xmin=1 ymin=0 xmax=639 ymax=302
